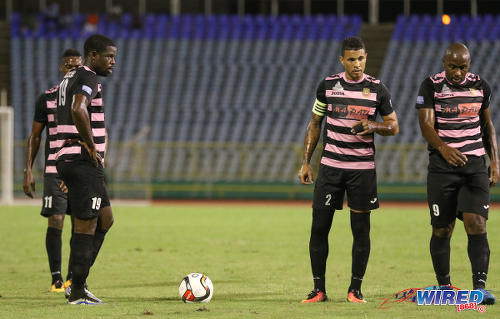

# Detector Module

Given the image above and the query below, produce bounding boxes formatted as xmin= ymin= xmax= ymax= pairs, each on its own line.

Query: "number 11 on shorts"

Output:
xmin=44 ymin=196 xmax=52 ymax=208
xmin=91 ymin=197 xmax=102 ymax=210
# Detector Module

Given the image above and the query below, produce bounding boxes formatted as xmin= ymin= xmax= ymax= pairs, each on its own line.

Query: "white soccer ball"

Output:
xmin=178 ymin=273 xmax=214 ymax=303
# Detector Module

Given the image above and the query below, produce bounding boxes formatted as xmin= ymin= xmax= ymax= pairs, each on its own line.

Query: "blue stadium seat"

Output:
xmin=11 ymin=13 xmax=364 ymax=183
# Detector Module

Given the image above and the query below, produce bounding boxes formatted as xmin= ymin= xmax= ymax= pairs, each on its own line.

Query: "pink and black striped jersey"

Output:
xmin=415 ymin=71 xmax=491 ymax=157
xmin=55 ymin=66 xmax=106 ymax=162
xmin=313 ymin=72 xmax=394 ymax=170
xmin=33 ymin=85 xmax=59 ymax=176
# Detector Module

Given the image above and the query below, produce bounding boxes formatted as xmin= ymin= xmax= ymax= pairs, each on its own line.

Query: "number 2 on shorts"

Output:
xmin=325 ymin=194 xmax=332 ymax=206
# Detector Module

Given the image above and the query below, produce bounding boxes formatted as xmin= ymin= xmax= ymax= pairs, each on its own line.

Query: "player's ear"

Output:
xmin=339 ymin=55 xmax=344 ymax=66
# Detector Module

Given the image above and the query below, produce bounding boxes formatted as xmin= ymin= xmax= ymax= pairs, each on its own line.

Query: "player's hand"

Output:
xmin=23 ymin=168 xmax=35 ymax=198
xmin=298 ymin=164 xmax=314 ymax=185
xmin=59 ymin=181 xmax=68 ymax=194
xmin=489 ymin=164 xmax=499 ymax=187
xmin=351 ymin=120 xmax=376 ymax=135
xmin=437 ymin=145 xmax=467 ymax=167
xmin=78 ymin=141 xmax=102 ymax=167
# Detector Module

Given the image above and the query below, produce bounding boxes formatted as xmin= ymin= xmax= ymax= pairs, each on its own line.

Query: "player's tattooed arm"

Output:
xmin=418 ymin=108 xmax=467 ymax=167
xmin=23 ymin=121 xmax=45 ymax=198
xmin=71 ymin=93 xmax=101 ymax=166
xmin=351 ymin=111 xmax=399 ymax=136
xmin=298 ymin=113 xmax=323 ymax=185
xmin=480 ymin=107 xmax=499 ymax=186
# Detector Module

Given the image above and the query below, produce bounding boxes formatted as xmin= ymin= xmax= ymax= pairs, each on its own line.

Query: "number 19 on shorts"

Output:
xmin=91 ymin=197 xmax=102 ymax=210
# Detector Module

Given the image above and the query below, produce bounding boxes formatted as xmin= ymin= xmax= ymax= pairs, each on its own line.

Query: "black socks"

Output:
xmin=46 ymin=227 xmax=63 ymax=283
xmin=430 ymin=235 xmax=451 ymax=286
xmin=467 ymin=233 xmax=489 ymax=289
xmin=70 ymin=233 xmax=94 ymax=291
xmin=430 ymin=233 xmax=490 ymax=289
xmin=309 ymin=210 xmax=372 ymax=292
xmin=90 ymin=227 xmax=108 ymax=267
xmin=309 ymin=209 xmax=334 ymax=292
xmin=349 ymin=211 xmax=371 ymax=291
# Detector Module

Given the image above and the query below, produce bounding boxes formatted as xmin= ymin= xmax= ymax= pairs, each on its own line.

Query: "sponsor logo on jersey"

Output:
xmin=457 ymin=103 xmax=481 ymax=117
xmin=347 ymin=105 xmax=371 ymax=120
xmin=333 ymin=81 xmax=344 ymax=91
xmin=327 ymin=82 xmax=345 ymax=96
xmin=440 ymin=105 xmax=459 ymax=115
xmin=438 ymin=84 xmax=456 ymax=97
xmin=469 ymin=88 xmax=481 ymax=96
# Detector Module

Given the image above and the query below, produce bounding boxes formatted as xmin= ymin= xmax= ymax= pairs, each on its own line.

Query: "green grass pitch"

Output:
xmin=0 ymin=202 xmax=498 ymax=318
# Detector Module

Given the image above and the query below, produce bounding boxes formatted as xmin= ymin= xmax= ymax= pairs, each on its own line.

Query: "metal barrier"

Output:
xmin=13 ymin=140 xmax=431 ymax=198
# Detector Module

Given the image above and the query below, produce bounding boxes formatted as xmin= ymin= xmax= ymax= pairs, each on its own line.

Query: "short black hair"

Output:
xmin=84 ymin=34 xmax=116 ymax=57
xmin=341 ymin=37 xmax=366 ymax=56
xmin=62 ymin=48 xmax=81 ymax=58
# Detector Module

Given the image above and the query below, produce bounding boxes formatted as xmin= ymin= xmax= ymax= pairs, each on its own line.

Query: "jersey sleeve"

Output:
xmin=377 ymin=83 xmax=394 ymax=116
xmin=74 ymin=70 xmax=99 ymax=102
xmin=33 ymin=94 xmax=47 ymax=124
xmin=415 ymin=78 xmax=435 ymax=109
xmin=312 ymin=80 xmax=327 ymax=116
xmin=481 ymin=79 xmax=491 ymax=111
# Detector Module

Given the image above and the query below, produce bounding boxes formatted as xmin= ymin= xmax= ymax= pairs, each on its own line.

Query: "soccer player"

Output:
xmin=298 ymin=37 xmax=399 ymax=303
xmin=55 ymin=34 xmax=116 ymax=305
xmin=23 ymin=49 xmax=82 ymax=292
xmin=416 ymin=42 xmax=497 ymax=305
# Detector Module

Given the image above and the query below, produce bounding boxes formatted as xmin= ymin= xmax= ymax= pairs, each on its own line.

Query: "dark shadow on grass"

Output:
xmin=103 ymin=281 xmax=179 ymax=289
xmin=110 ymin=292 xmax=281 ymax=303
xmin=0 ymin=296 xmax=59 ymax=301
xmin=103 ymin=279 xmax=241 ymax=289
xmin=109 ymin=296 xmax=179 ymax=302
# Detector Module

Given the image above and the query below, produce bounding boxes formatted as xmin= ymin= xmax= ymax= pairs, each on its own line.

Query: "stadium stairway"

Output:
xmin=359 ymin=23 xmax=394 ymax=77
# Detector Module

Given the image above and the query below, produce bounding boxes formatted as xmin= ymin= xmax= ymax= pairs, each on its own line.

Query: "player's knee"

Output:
xmin=310 ymin=221 xmax=330 ymax=240
xmin=48 ymin=215 xmax=65 ymax=230
xmin=73 ymin=217 xmax=98 ymax=235
xmin=350 ymin=211 xmax=370 ymax=237
xmin=432 ymin=225 xmax=454 ymax=238
xmin=98 ymin=207 xmax=114 ymax=231
xmin=310 ymin=209 xmax=333 ymax=239
xmin=310 ymin=222 xmax=329 ymax=240
xmin=102 ymin=216 xmax=114 ymax=231
xmin=464 ymin=216 xmax=486 ymax=235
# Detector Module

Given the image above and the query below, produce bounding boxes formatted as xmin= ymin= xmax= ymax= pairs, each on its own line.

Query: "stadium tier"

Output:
xmin=378 ymin=14 xmax=500 ymax=183
xmin=10 ymin=14 xmax=361 ymax=193
xmin=10 ymin=14 xmax=500 ymax=198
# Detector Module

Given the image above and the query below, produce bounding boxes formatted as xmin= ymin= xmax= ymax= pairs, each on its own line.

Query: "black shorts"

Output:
xmin=312 ymin=164 xmax=379 ymax=212
xmin=56 ymin=159 xmax=110 ymax=220
xmin=40 ymin=175 xmax=69 ymax=217
xmin=427 ymin=154 xmax=489 ymax=227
